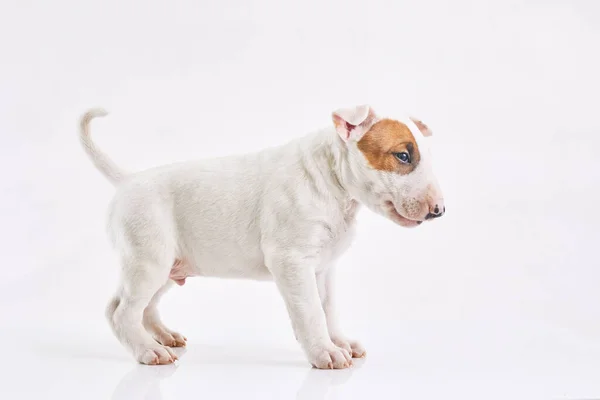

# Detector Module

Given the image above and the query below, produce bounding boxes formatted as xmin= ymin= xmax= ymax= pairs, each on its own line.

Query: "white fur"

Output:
xmin=80 ymin=105 xmax=443 ymax=368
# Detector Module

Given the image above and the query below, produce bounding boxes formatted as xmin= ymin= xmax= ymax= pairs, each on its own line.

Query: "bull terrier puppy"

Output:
xmin=79 ymin=105 xmax=444 ymax=369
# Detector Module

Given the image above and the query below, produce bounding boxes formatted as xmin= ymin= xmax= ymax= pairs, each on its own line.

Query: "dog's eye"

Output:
xmin=393 ymin=152 xmax=411 ymax=164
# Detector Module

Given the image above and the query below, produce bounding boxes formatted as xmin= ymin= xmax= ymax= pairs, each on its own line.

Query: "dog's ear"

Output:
xmin=332 ymin=105 xmax=377 ymax=142
xmin=409 ymin=117 xmax=432 ymax=137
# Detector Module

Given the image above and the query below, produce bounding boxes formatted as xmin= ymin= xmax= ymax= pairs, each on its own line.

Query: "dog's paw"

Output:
xmin=169 ymin=331 xmax=187 ymax=347
xmin=136 ymin=345 xmax=178 ymax=365
xmin=332 ymin=337 xmax=366 ymax=358
xmin=153 ymin=330 xmax=187 ymax=348
xmin=307 ymin=343 xmax=353 ymax=369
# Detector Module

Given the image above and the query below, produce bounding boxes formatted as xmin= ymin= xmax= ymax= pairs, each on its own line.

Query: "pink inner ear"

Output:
xmin=333 ymin=114 xmax=357 ymax=140
xmin=410 ymin=118 xmax=432 ymax=137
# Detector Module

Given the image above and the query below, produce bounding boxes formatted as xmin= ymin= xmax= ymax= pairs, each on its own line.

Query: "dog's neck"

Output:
xmin=302 ymin=128 xmax=361 ymax=222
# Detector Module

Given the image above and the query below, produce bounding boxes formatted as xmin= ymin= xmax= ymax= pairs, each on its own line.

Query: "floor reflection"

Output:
xmin=111 ymin=352 xmax=364 ymax=400
xmin=111 ymin=362 xmax=178 ymax=400
xmin=296 ymin=358 xmax=364 ymax=400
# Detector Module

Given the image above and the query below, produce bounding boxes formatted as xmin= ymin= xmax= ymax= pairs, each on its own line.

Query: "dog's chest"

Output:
xmin=316 ymin=202 xmax=359 ymax=271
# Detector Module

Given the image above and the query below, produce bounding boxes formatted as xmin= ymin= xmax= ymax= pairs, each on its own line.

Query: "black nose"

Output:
xmin=425 ymin=205 xmax=445 ymax=220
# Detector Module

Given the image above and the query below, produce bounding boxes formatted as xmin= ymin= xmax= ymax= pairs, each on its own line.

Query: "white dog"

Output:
xmin=79 ymin=105 xmax=444 ymax=369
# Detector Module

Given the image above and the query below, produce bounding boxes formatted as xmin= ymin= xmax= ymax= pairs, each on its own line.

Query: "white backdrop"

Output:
xmin=2 ymin=0 xmax=600 ymax=399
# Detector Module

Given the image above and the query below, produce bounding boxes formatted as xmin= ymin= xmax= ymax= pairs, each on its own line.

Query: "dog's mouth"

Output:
xmin=384 ymin=201 xmax=423 ymax=228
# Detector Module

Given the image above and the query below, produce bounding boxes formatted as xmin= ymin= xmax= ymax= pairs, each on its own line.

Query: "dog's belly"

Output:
xmin=170 ymin=229 xmax=355 ymax=285
xmin=169 ymin=255 xmax=272 ymax=285
xmin=170 ymin=220 xmax=357 ymax=284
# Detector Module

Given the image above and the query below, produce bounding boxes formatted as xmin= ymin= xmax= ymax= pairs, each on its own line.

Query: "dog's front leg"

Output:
xmin=269 ymin=258 xmax=352 ymax=369
xmin=317 ymin=267 xmax=367 ymax=359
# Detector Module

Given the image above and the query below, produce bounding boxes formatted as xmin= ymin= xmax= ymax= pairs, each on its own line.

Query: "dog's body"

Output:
xmin=80 ymin=105 xmax=444 ymax=369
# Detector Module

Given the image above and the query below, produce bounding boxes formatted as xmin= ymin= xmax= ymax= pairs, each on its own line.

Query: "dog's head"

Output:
xmin=333 ymin=105 xmax=444 ymax=228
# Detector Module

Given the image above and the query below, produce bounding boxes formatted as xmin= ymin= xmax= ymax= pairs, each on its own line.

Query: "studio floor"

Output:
xmin=3 ymin=314 xmax=600 ymax=399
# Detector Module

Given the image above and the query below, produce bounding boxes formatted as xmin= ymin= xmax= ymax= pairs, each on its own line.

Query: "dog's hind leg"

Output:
xmin=143 ymin=280 xmax=187 ymax=348
xmin=107 ymin=257 xmax=178 ymax=365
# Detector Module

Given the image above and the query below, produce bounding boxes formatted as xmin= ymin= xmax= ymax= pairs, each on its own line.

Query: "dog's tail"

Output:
xmin=79 ymin=108 xmax=126 ymax=185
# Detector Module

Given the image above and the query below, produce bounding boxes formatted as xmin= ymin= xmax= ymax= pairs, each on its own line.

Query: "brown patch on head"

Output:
xmin=357 ymin=119 xmax=421 ymax=173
